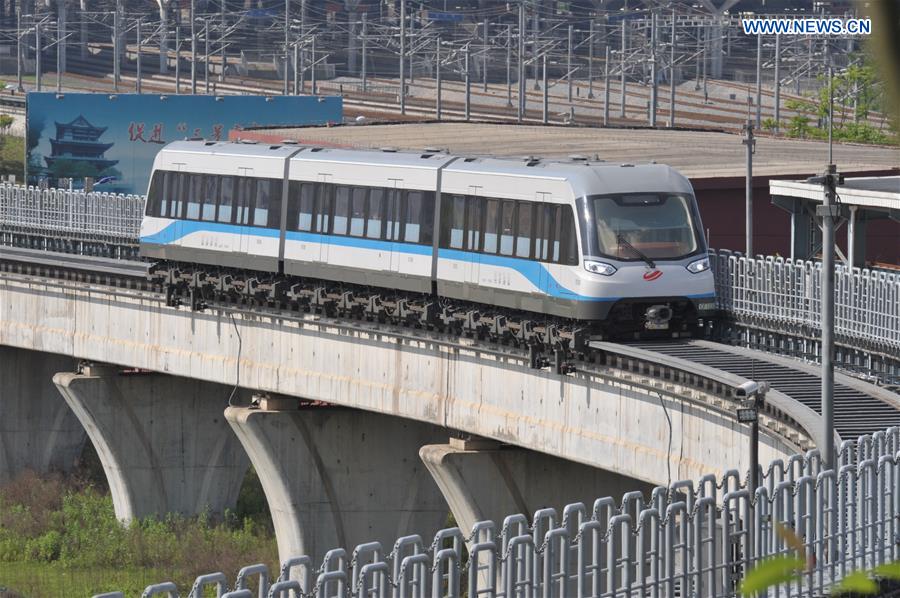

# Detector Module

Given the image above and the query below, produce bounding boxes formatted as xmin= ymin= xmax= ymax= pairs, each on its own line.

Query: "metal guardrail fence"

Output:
xmin=712 ymin=250 xmax=900 ymax=356
xmin=95 ymin=427 xmax=899 ymax=598
xmin=0 ymin=183 xmax=144 ymax=247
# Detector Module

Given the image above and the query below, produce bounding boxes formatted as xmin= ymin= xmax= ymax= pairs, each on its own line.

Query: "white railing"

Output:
xmin=0 ymin=183 xmax=144 ymax=244
xmin=99 ymin=428 xmax=900 ymax=598
xmin=713 ymin=250 xmax=900 ymax=353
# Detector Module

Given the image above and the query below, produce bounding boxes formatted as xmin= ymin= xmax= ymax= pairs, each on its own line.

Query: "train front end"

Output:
xmin=573 ymin=164 xmax=716 ymax=338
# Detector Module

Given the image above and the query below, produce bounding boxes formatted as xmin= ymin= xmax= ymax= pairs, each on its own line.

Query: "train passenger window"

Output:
xmin=366 ymin=188 xmax=384 ymax=239
xmin=448 ymin=195 xmax=465 ymax=249
xmin=254 ymin=179 xmax=272 ymax=227
xmin=515 ymin=202 xmax=533 ymax=259
xmin=184 ymin=174 xmax=203 ymax=220
xmin=350 ymin=188 xmax=366 ymax=237
xmin=404 ymin=191 xmax=426 ymax=244
xmin=146 ymin=171 xmax=164 ymax=217
xmin=482 ymin=199 xmax=499 ymax=254
xmin=385 ymin=189 xmax=403 ymax=241
xmin=499 ymin=201 xmax=515 ymax=256
xmin=559 ymin=207 xmax=578 ymax=265
xmin=332 ymin=186 xmax=350 ymax=236
xmin=465 ymin=197 xmax=481 ymax=251
xmin=235 ymin=177 xmax=255 ymax=225
xmin=219 ymin=177 xmax=234 ymax=223
xmin=297 ymin=183 xmax=314 ymax=231
xmin=166 ymin=172 xmax=186 ymax=219
xmin=314 ymin=184 xmax=331 ymax=233
xmin=201 ymin=175 xmax=218 ymax=221
xmin=536 ymin=205 xmax=555 ymax=261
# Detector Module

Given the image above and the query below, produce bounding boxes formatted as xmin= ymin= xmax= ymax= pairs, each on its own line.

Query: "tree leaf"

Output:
xmin=874 ymin=562 xmax=900 ymax=580
xmin=831 ymin=571 xmax=878 ymax=595
xmin=739 ymin=555 xmax=805 ymax=597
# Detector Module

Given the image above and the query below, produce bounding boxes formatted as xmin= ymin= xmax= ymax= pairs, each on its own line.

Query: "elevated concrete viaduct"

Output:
xmin=0 ymin=274 xmax=811 ymax=563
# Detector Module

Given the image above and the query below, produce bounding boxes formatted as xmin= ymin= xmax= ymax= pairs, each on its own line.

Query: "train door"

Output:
xmin=237 ymin=167 xmax=253 ymax=257
xmin=535 ymin=193 xmax=554 ymax=295
xmin=466 ymin=188 xmax=483 ymax=287
xmin=315 ymin=173 xmax=333 ymax=264
xmin=387 ymin=179 xmax=404 ymax=275
xmin=168 ymin=165 xmax=185 ymax=252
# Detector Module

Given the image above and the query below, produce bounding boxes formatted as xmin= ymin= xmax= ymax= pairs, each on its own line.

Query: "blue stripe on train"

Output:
xmin=140 ymin=220 xmax=716 ymax=303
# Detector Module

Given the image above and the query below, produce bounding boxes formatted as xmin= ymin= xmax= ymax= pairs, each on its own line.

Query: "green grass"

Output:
xmin=0 ymin=472 xmax=278 ymax=598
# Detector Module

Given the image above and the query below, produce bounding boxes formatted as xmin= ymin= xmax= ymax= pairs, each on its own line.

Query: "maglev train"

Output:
xmin=139 ymin=140 xmax=716 ymax=337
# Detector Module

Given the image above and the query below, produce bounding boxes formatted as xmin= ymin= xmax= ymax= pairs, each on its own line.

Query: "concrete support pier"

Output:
xmin=420 ymin=439 xmax=654 ymax=536
xmin=53 ymin=367 xmax=249 ymax=521
xmin=225 ymin=405 xmax=449 ymax=564
xmin=0 ymin=348 xmax=85 ymax=484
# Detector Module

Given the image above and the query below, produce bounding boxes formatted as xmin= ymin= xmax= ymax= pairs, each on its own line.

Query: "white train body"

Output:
xmin=140 ymin=141 xmax=716 ymax=334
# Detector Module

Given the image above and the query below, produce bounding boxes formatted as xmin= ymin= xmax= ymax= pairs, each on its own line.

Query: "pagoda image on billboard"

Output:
xmin=44 ymin=115 xmax=118 ymax=182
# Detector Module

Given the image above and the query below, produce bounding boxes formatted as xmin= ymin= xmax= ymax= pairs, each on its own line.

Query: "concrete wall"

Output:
xmin=0 ymin=346 xmax=85 ymax=484
xmin=0 ymin=277 xmax=804 ymax=487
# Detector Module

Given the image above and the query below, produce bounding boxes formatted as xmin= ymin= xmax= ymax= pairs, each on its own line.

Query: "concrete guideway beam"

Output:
xmin=0 ymin=347 xmax=85 ymax=484
xmin=420 ymin=439 xmax=654 ymax=539
xmin=53 ymin=367 xmax=249 ymax=521
xmin=0 ymin=278 xmax=805 ymax=486
xmin=225 ymin=405 xmax=449 ymax=565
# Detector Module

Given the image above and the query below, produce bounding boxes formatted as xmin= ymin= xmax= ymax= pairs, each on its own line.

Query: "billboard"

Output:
xmin=26 ymin=92 xmax=343 ymax=195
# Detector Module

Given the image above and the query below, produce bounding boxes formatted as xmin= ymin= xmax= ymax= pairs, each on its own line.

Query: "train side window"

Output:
xmin=146 ymin=170 xmax=165 ymax=216
xmin=218 ymin=176 xmax=234 ymax=223
xmin=332 ymin=186 xmax=350 ymax=236
xmin=166 ymin=172 xmax=184 ymax=219
xmin=420 ymin=192 xmax=435 ymax=245
xmin=536 ymin=204 xmax=555 ymax=261
xmin=350 ymin=187 xmax=366 ymax=237
xmin=559 ymin=207 xmax=578 ymax=265
xmin=515 ymin=202 xmax=533 ymax=259
xmin=235 ymin=177 xmax=255 ymax=225
xmin=314 ymin=184 xmax=332 ymax=233
xmin=483 ymin=199 xmax=499 ymax=254
xmin=465 ymin=196 xmax=482 ymax=251
xmin=404 ymin=191 xmax=425 ymax=244
xmin=385 ymin=189 xmax=403 ymax=241
xmin=184 ymin=174 xmax=203 ymax=220
xmin=201 ymin=175 xmax=218 ymax=221
xmin=499 ymin=200 xmax=515 ymax=256
xmin=296 ymin=182 xmax=314 ymax=231
xmin=448 ymin=195 xmax=465 ymax=249
xmin=254 ymin=179 xmax=271 ymax=227
xmin=366 ymin=188 xmax=384 ymax=239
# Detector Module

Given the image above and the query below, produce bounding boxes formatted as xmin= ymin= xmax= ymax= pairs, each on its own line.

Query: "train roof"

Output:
xmin=158 ymin=140 xmax=694 ymax=196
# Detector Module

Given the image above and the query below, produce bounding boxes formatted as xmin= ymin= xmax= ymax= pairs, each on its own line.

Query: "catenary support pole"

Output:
xmin=310 ymin=34 xmax=316 ymax=94
xmin=542 ymin=53 xmax=548 ymax=124
xmin=619 ymin=19 xmax=626 ymax=118
xmin=174 ymin=24 xmax=180 ymax=94
xmin=399 ymin=0 xmax=405 ymax=114
xmin=16 ymin=9 xmax=22 ymax=92
xmin=603 ymin=45 xmax=610 ymax=125
xmin=743 ymin=120 xmax=755 ymax=257
xmin=482 ymin=19 xmax=488 ymax=92
xmin=361 ymin=13 xmax=367 ymax=92
xmin=465 ymin=43 xmax=471 ymax=121
xmin=136 ymin=18 xmax=143 ymax=93
xmin=113 ymin=6 xmax=119 ymax=91
xmin=755 ymin=33 xmax=762 ymax=128
xmin=774 ymin=33 xmax=780 ymax=132
xmin=649 ymin=12 xmax=657 ymax=127
xmin=283 ymin=0 xmax=289 ymax=95
xmin=587 ymin=20 xmax=594 ymax=99
xmin=204 ymin=20 xmax=210 ymax=93
xmin=35 ymin=20 xmax=41 ymax=92
xmin=567 ymin=24 xmax=573 ymax=102
xmin=435 ymin=37 xmax=441 ymax=120
xmin=517 ymin=0 xmax=525 ymax=122
xmin=191 ymin=0 xmax=197 ymax=93
xmin=669 ymin=11 xmax=675 ymax=128
xmin=506 ymin=24 xmax=512 ymax=107
xmin=293 ymin=42 xmax=299 ymax=95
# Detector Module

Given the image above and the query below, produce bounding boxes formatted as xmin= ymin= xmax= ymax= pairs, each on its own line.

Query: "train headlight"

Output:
xmin=686 ymin=257 xmax=710 ymax=274
xmin=584 ymin=261 xmax=617 ymax=276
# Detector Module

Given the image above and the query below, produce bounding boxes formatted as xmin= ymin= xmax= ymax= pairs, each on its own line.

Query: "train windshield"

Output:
xmin=584 ymin=193 xmax=704 ymax=261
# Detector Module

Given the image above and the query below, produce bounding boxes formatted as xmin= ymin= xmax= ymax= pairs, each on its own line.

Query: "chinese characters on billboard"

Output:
xmin=26 ymin=93 xmax=343 ymax=195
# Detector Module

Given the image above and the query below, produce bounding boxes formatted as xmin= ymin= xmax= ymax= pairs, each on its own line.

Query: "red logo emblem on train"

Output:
xmin=643 ymin=270 xmax=663 ymax=281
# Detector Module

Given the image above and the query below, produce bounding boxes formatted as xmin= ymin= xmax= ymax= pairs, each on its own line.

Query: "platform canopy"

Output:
xmin=770 ymin=176 xmax=900 ymax=268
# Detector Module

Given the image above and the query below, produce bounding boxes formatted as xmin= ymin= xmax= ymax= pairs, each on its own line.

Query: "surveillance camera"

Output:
xmin=735 ymin=381 xmax=759 ymax=399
